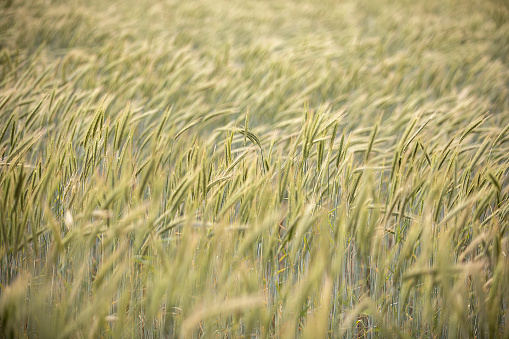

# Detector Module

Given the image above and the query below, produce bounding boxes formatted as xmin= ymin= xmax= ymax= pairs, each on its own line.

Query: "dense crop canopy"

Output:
xmin=1 ymin=0 xmax=508 ymax=337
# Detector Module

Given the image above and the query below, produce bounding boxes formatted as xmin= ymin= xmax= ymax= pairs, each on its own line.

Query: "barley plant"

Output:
xmin=0 ymin=0 xmax=508 ymax=337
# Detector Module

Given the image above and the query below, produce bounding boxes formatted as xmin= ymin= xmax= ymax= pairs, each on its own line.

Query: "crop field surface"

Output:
xmin=0 ymin=0 xmax=508 ymax=337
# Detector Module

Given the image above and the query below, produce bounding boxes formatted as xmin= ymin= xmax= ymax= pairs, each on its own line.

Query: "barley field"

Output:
xmin=1 ymin=0 xmax=508 ymax=337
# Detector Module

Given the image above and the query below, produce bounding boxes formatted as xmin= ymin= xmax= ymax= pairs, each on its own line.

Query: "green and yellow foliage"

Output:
xmin=1 ymin=0 xmax=508 ymax=337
